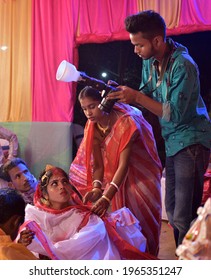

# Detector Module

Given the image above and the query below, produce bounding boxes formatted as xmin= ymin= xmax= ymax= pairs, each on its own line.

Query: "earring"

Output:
xmin=40 ymin=197 xmax=50 ymax=206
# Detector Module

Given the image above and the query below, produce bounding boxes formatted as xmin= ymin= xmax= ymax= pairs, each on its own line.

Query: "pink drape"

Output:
xmin=177 ymin=0 xmax=211 ymax=34
xmin=75 ymin=0 xmax=138 ymax=44
xmin=32 ymin=0 xmax=211 ymax=122
xmin=32 ymin=0 xmax=79 ymax=121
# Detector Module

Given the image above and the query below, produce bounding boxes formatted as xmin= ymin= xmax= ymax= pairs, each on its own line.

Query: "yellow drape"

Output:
xmin=0 ymin=0 xmax=31 ymax=121
xmin=137 ymin=0 xmax=182 ymax=30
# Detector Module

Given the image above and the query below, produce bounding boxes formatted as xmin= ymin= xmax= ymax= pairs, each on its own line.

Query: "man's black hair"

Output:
xmin=1 ymin=158 xmax=28 ymax=182
xmin=0 ymin=188 xmax=25 ymax=224
xmin=125 ymin=10 xmax=166 ymax=40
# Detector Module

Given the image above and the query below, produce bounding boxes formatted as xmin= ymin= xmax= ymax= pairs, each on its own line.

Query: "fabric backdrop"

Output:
xmin=0 ymin=0 xmax=211 ymax=122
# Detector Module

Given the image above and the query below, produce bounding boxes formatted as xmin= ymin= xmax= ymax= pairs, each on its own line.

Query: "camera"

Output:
xmin=56 ymin=60 xmax=118 ymax=113
xmin=78 ymin=72 xmax=118 ymax=113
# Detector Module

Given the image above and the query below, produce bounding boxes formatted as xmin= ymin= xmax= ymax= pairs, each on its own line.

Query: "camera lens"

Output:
xmin=98 ymin=98 xmax=116 ymax=113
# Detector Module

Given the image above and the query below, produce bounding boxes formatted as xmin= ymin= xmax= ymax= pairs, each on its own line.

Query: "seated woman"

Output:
xmin=18 ymin=165 xmax=154 ymax=260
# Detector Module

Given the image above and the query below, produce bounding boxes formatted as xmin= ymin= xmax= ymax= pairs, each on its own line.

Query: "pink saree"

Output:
xmin=69 ymin=103 xmax=162 ymax=255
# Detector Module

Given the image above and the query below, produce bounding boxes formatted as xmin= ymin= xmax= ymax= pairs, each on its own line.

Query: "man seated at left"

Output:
xmin=1 ymin=158 xmax=37 ymax=205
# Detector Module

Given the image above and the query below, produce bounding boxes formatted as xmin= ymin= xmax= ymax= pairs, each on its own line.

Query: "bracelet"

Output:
xmin=110 ymin=181 xmax=119 ymax=191
xmin=102 ymin=195 xmax=111 ymax=204
xmin=92 ymin=180 xmax=102 ymax=189
xmin=92 ymin=180 xmax=102 ymax=186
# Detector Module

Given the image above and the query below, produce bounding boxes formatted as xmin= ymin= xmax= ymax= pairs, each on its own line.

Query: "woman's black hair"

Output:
xmin=78 ymin=86 xmax=102 ymax=102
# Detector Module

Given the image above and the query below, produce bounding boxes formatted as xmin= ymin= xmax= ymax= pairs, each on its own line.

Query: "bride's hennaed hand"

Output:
xmin=18 ymin=228 xmax=35 ymax=247
xmin=83 ymin=188 xmax=102 ymax=204
xmin=91 ymin=196 xmax=110 ymax=217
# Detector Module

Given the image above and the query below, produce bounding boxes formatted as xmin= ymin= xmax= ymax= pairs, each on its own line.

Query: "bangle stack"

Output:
xmin=102 ymin=195 xmax=111 ymax=204
xmin=92 ymin=179 xmax=102 ymax=189
xmin=110 ymin=181 xmax=119 ymax=191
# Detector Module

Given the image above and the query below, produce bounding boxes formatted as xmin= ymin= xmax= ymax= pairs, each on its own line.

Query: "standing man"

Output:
xmin=108 ymin=10 xmax=211 ymax=247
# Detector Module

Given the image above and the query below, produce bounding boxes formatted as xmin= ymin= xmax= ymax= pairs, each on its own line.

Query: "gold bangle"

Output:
xmin=102 ymin=195 xmax=111 ymax=204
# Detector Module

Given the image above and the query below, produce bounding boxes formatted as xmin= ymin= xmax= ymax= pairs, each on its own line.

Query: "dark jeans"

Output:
xmin=165 ymin=144 xmax=210 ymax=247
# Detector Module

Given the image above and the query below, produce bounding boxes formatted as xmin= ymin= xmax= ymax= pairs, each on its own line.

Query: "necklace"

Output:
xmin=96 ymin=122 xmax=110 ymax=134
